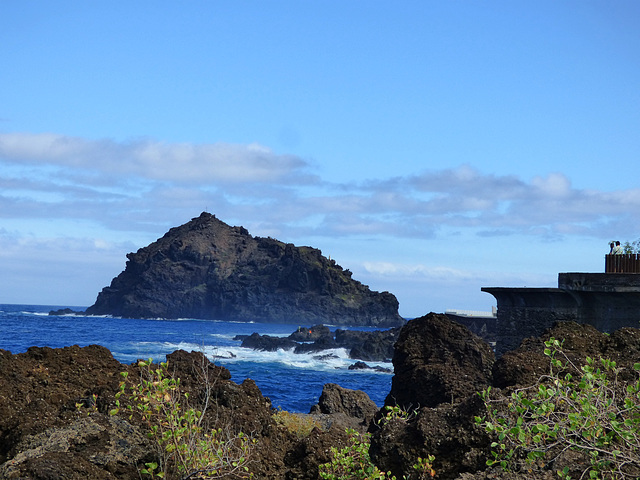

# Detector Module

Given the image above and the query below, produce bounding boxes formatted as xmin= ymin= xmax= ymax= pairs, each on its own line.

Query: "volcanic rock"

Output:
xmin=289 ymin=324 xmax=332 ymax=342
xmin=309 ymin=383 xmax=379 ymax=430
xmin=240 ymin=332 xmax=299 ymax=351
xmin=335 ymin=328 xmax=400 ymax=362
xmin=370 ymin=316 xmax=640 ymax=480
xmin=86 ymin=212 xmax=404 ymax=327
xmin=348 ymin=361 xmax=392 ymax=373
xmin=368 ymin=313 xmax=496 ymax=479
xmin=0 ymin=345 xmax=360 ymax=479
xmin=385 ymin=313 xmax=495 ymax=409
xmin=240 ymin=324 xmax=401 ymax=362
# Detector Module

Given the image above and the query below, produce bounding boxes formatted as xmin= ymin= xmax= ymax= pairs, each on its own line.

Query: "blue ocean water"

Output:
xmin=0 ymin=304 xmax=393 ymax=413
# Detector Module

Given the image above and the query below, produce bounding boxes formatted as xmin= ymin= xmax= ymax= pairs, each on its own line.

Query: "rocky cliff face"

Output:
xmin=86 ymin=212 xmax=404 ymax=327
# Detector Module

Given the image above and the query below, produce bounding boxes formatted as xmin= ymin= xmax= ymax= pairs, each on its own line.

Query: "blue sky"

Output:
xmin=1 ymin=1 xmax=639 ymax=317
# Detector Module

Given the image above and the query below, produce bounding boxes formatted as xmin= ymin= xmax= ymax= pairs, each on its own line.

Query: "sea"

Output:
xmin=0 ymin=304 xmax=393 ymax=413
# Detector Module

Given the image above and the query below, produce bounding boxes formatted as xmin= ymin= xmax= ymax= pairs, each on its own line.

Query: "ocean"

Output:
xmin=0 ymin=304 xmax=393 ymax=413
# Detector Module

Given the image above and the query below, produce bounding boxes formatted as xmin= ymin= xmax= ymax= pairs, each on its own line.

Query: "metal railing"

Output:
xmin=605 ymin=254 xmax=640 ymax=273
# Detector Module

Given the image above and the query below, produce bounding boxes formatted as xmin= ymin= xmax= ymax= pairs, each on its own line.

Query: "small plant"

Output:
xmin=111 ymin=359 xmax=254 ymax=479
xmin=272 ymin=409 xmax=322 ymax=438
xmin=477 ymin=338 xmax=640 ymax=479
xmin=75 ymin=393 xmax=99 ymax=415
xmin=376 ymin=405 xmax=417 ymax=426
xmin=318 ymin=427 xmax=435 ymax=480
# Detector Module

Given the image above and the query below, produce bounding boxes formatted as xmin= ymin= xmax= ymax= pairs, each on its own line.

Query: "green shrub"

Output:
xmin=476 ymin=338 xmax=640 ymax=479
xmin=111 ymin=359 xmax=254 ymax=479
xmin=318 ymin=426 xmax=435 ymax=480
xmin=319 ymin=428 xmax=394 ymax=480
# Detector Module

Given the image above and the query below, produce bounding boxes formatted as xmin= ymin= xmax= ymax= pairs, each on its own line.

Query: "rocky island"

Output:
xmin=85 ymin=212 xmax=404 ymax=327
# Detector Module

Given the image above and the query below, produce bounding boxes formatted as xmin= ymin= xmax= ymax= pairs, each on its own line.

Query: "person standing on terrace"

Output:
xmin=612 ymin=241 xmax=624 ymax=255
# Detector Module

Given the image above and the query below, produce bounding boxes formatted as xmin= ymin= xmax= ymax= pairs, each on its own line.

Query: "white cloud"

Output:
xmin=362 ymin=261 xmax=475 ymax=280
xmin=3 ymin=132 xmax=640 ymax=243
xmin=531 ymin=172 xmax=571 ymax=197
xmin=0 ymin=132 xmax=310 ymax=184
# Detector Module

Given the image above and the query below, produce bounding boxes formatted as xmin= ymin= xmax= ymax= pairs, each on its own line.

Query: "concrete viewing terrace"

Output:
xmin=482 ymin=269 xmax=640 ymax=355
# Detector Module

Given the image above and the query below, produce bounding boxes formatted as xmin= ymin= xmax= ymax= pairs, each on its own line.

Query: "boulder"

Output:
xmin=309 ymin=383 xmax=379 ymax=431
xmin=385 ymin=313 xmax=495 ymax=409
xmin=240 ymin=332 xmax=298 ymax=351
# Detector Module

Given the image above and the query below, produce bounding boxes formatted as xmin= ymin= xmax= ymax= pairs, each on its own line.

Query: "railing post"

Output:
xmin=606 ymin=254 xmax=640 ymax=273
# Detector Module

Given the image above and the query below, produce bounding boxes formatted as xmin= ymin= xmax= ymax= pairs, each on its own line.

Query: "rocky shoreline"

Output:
xmin=1 ymin=313 xmax=639 ymax=479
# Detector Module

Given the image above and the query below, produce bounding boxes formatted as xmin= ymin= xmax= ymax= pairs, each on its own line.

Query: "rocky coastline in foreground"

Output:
xmin=1 ymin=313 xmax=639 ymax=479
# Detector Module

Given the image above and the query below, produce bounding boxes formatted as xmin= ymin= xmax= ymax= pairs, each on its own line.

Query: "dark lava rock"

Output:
xmin=48 ymin=308 xmax=83 ymax=316
xmin=0 ymin=345 xmax=150 ymax=479
xmin=289 ymin=324 xmax=332 ymax=342
xmin=493 ymin=321 xmax=640 ymax=389
xmin=240 ymin=324 xmax=400 ymax=362
xmin=370 ymin=315 xmax=640 ymax=480
xmin=0 ymin=345 xmax=359 ymax=479
xmin=309 ymin=383 xmax=379 ymax=430
xmin=85 ymin=212 xmax=404 ymax=327
xmin=385 ymin=313 xmax=495 ymax=410
xmin=371 ymin=313 xmax=496 ymax=479
xmin=240 ymin=332 xmax=299 ymax=351
xmin=336 ymin=327 xmax=401 ymax=362
xmin=294 ymin=334 xmax=338 ymax=353
xmin=348 ymin=361 xmax=392 ymax=373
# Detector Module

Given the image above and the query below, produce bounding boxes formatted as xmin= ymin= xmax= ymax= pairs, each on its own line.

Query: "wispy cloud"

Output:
xmin=0 ymin=133 xmax=311 ymax=184
xmin=2 ymin=133 xmax=640 ymax=242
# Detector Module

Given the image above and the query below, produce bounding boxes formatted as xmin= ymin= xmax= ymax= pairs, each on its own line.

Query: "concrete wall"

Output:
xmin=482 ymin=273 xmax=640 ymax=356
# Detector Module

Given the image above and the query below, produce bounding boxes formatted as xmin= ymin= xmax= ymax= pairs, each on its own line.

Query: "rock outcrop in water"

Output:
xmin=85 ymin=212 xmax=404 ymax=327
xmin=237 ymin=324 xmax=400 ymax=363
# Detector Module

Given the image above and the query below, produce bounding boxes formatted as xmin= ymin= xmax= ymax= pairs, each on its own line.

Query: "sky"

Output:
xmin=1 ymin=1 xmax=639 ymax=318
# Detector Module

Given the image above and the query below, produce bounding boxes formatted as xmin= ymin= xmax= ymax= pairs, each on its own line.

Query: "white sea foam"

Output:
xmin=133 ymin=339 xmax=393 ymax=373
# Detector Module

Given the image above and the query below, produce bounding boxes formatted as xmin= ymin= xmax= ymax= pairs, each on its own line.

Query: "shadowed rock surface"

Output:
xmin=385 ymin=313 xmax=495 ymax=409
xmin=0 ymin=346 xmax=367 ymax=479
xmin=309 ymin=383 xmax=379 ymax=431
xmin=85 ymin=212 xmax=404 ymax=328
xmin=370 ymin=314 xmax=640 ymax=480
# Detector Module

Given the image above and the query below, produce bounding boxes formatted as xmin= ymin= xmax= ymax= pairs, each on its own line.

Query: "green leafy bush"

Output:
xmin=319 ymin=428 xmax=392 ymax=480
xmin=319 ymin=420 xmax=435 ymax=479
xmin=477 ymin=338 xmax=640 ymax=479
xmin=111 ymin=359 xmax=254 ymax=479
